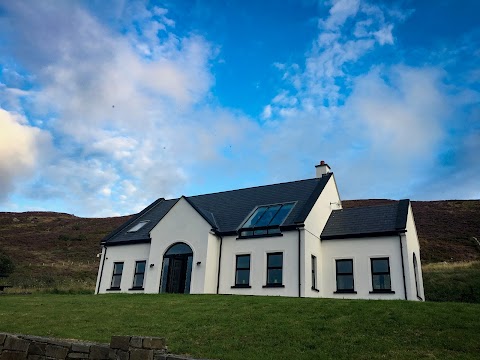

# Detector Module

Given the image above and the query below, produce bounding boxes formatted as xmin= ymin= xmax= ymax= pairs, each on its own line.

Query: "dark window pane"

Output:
xmin=372 ymin=259 xmax=389 ymax=273
xmin=111 ymin=275 xmax=121 ymax=288
xmin=236 ymin=269 xmax=250 ymax=285
xmin=133 ymin=274 xmax=144 ymax=288
xmin=267 ymin=269 xmax=282 ymax=285
xmin=255 ymin=205 xmax=281 ymax=227
xmin=270 ymin=203 xmax=294 ymax=226
xmin=336 ymin=260 xmax=352 ymax=274
xmin=241 ymin=230 xmax=253 ymax=237
xmin=268 ymin=253 xmax=283 ymax=268
xmin=165 ymin=243 xmax=193 ymax=256
xmin=337 ymin=274 xmax=354 ymax=290
xmin=253 ymin=229 xmax=268 ymax=236
xmin=136 ymin=261 xmax=146 ymax=274
xmin=160 ymin=258 xmax=169 ymax=293
xmin=373 ymin=274 xmax=391 ymax=290
xmin=114 ymin=263 xmax=123 ymax=275
xmin=243 ymin=207 xmax=268 ymax=228
xmin=268 ymin=227 xmax=281 ymax=234
xmin=236 ymin=255 xmax=250 ymax=269
xmin=184 ymin=255 xmax=192 ymax=294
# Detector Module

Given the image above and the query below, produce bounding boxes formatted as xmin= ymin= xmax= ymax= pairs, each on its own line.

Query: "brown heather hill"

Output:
xmin=0 ymin=200 xmax=479 ymax=291
xmin=0 ymin=211 xmax=131 ymax=290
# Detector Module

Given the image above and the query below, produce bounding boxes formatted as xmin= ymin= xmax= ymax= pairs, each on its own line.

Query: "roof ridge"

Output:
xmin=186 ymin=177 xmax=323 ymax=199
xmin=334 ymin=201 xmax=399 ymax=211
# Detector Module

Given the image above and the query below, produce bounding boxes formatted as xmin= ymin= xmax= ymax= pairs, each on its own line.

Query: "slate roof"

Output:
xmin=321 ymin=199 xmax=410 ymax=240
xmin=102 ymin=173 xmax=333 ymax=245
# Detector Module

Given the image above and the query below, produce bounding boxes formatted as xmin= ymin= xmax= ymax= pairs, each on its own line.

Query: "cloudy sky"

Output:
xmin=0 ymin=0 xmax=479 ymax=217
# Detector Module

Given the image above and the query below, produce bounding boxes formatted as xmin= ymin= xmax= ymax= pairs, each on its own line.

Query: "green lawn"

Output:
xmin=1 ymin=294 xmax=479 ymax=359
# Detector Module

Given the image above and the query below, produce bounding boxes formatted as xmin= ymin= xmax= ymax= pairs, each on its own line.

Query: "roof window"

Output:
xmin=127 ymin=220 xmax=150 ymax=233
xmin=239 ymin=203 xmax=294 ymax=237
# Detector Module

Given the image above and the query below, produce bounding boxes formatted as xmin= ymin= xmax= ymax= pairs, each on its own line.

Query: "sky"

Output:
xmin=0 ymin=0 xmax=479 ymax=217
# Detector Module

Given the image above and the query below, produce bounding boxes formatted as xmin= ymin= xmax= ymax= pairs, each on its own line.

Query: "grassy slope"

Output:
xmin=0 ymin=294 xmax=479 ymax=360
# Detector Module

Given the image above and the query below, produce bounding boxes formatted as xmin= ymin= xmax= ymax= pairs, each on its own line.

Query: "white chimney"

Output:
xmin=315 ymin=160 xmax=331 ymax=178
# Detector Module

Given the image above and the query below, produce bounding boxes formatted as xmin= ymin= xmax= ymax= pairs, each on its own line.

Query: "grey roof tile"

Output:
xmin=103 ymin=174 xmax=332 ymax=245
xmin=321 ymin=199 xmax=410 ymax=240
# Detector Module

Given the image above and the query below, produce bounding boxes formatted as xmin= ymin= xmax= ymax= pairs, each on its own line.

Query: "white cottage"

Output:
xmin=95 ymin=162 xmax=425 ymax=301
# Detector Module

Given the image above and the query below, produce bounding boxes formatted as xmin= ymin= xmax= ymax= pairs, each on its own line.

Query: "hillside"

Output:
xmin=0 ymin=200 xmax=479 ymax=293
xmin=0 ymin=212 xmax=131 ymax=290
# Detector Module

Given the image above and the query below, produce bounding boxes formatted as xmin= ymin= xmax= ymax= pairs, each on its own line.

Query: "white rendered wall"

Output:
xmin=303 ymin=174 xmax=342 ymax=297
xmin=145 ymin=198 xmax=214 ymax=294
xmin=219 ymin=231 xmax=299 ymax=297
xmin=204 ymin=232 xmax=220 ymax=293
xmin=403 ymin=204 xmax=425 ymax=301
xmin=96 ymin=243 xmax=151 ymax=294
xmin=321 ymin=236 xmax=406 ymax=300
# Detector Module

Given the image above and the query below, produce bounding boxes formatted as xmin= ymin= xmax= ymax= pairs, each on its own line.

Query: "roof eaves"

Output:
xmin=321 ymin=230 xmax=404 ymax=240
xmin=294 ymin=173 xmax=332 ymax=223
xmin=101 ymin=197 xmax=165 ymax=244
xmin=104 ymin=238 xmax=151 ymax=247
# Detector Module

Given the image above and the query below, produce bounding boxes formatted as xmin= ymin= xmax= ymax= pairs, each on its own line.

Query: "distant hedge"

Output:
xmin=0 ymin=251 xmax=15 ymax=276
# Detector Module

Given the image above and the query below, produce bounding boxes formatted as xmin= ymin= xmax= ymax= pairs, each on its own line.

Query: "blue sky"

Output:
xmin=0 ymin=0 xmax=479 ymax=217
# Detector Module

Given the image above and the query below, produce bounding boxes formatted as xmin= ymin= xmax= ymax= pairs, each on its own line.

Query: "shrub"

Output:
xmin=0 ymin=252 xmax=15 ymax=277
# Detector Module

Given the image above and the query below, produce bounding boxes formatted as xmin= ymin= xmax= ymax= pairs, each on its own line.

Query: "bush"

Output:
xmin=0 ymin=252 xmax=15 ymax=277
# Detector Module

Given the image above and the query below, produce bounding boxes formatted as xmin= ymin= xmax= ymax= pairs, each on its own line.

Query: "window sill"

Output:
xmin=334 ymin=290 xmax=357 ymax=294
xmin=263 ymin=284 xmax=285 ymax=288
xmin=106 ymin=287 xmax=121 ymax=291
xmin=231 ymin=285 xmax=251 ymax=289
xmin=369 ymin=290 xmax=395 ymax=294
xmin=236 ymin=233 xmax=283 ymax=240
xmin=129 ymin=287 xmax=145 ymax=291
xmin=311 ymin=287 xmax=320 ymax=292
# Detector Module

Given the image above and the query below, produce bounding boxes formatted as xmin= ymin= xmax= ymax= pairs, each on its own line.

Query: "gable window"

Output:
xmin=311 ymin=255 xmax=318 ymax=291
xmin=370 ymin=258 xmax=393 ymax=293
xmin=233 ymin=254 xmax=251 ymax=288
xmin=335 ymin=259 xmax=355 ymax=293
xmin=131 ymin=260 xmax=146 ymax=290
xmin=264 ymin=252 xmax=284 ymax=287
xmin=109 ymin=262 xmax=123 ymax=290
xmin=239 ymin=203 xmax=294 ymax=237
xmin=127 ymin=220 xmax=150 ymax=233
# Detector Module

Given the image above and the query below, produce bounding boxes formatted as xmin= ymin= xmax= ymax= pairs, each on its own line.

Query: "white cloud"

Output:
xmin=0 ymin=109 xmax=52 ymax=200
xmin=0 ymin=0 xmax=248 ymax=216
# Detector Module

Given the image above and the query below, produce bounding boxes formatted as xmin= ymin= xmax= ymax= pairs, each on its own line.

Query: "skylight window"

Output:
xmin=239 ymin=203 xmax=295 ymax=237
xmin=127 ymin=220 xmax=150 ymax=233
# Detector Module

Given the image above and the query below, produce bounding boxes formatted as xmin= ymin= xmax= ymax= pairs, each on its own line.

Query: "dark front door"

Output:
xmin=166 ymin=256 xmax=187 ymax=293
xmin=161 ymin=243 xmax=194 ymax=294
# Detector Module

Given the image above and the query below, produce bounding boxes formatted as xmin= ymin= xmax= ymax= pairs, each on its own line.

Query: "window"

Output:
xmin=311 ymin=255 xmax=318 ymax=291
xmin=413 ymin=253 xmax=422 ymax=300
xmin=127 ymin=220 xmax=150 ymax=233
xmin=110 ymin=262 xmax=124 ymax=290
xmin=264 ymin=252 xmax=283 ymax=287
xmin=370 ymin=258 xmax=392 ymax=292
xmin=239 ymin=203 xmax=294 ymax=237
xmin=233 ymin=255 xmax=251 ymax=288
xmin=131 ymin=261 xmax=146 ymax=290
xmin=335 ymin=259 xmax=355 ymax=293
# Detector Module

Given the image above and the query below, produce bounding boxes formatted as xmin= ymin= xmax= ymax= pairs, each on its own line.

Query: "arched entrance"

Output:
xmin=160 ymin=243 xmax=193 ymax=294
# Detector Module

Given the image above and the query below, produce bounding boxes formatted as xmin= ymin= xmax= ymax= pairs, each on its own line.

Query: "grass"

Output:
xmin=1 ymin=294 xmax=480 ymax=360
xmin=422 ymin=261 xmax=480 ymax=303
